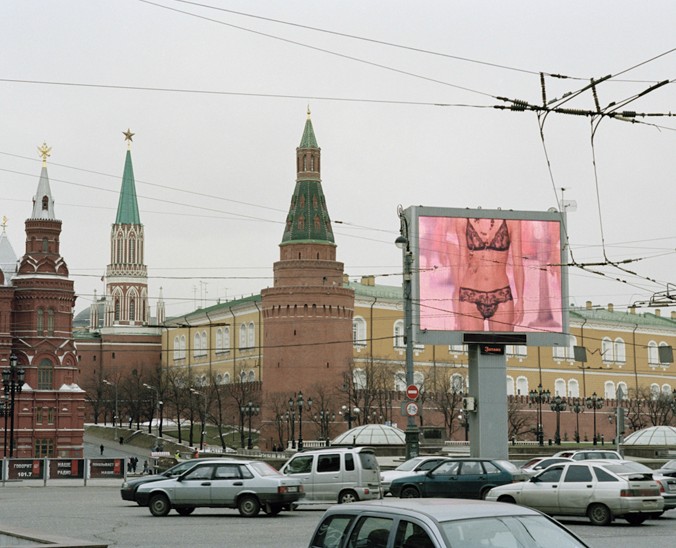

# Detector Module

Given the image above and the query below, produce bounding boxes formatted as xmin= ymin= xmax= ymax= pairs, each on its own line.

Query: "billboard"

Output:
xmin=404 ymin=206 xmax=569 ymax=347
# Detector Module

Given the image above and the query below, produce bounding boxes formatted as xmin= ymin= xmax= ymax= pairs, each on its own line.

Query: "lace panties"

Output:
xmin=459 ymin=286 xmax=513 ymax=320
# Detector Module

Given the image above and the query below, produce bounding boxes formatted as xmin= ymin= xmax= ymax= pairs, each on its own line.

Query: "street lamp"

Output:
xmin=190 ymin=388 xmax=208 ymax=451
xmin=396 ymin=205 xmax=420 ymax=460
xmin=143 ymin=383 xmax=164 ymax=440
xmin=586 ymin=392 xmax=604 ymax=445
xmin=550 ymin=395 xmax=567 ymax=445
xmin=528 ymin=384 xmax=550 ymax=446
xmin=314 ymin=410 xmax=336 ymax=444
xmin=285 ymin=410 xmax=295 ymax=449
xmin=2 ymin=354 xmax=25 ymax=457
xmin=340 ymin=405 xmax=360 ymax=429
xmin=102 ymin=379 xmax=118 ymax=443
xmin=570 ymin=397 xmax=584 ymax=443
xmin=1 ymin=394 xmax=11 ymax=457
xmin=241 ymin=401 xmax=260 ymax=450
xmin=458 ymin=410 xmax=469 ymax=441
xmin=289 ymin=391 xmax=312 ymax=451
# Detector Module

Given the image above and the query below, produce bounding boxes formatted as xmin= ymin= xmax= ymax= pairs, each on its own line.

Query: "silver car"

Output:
xmin=486 ymin=461 xmax=663 ymax=525
xmin=135 ymin=459 xmax=304 ymax=517
xmin=308 ymin=498 xmax=590 ymax=548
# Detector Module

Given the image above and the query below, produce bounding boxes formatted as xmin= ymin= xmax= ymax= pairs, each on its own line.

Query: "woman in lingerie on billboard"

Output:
xmin=454 ymin=217 xmax=524 ymax=332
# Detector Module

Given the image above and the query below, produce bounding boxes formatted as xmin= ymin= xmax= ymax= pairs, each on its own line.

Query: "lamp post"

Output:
xmin=143 ymin=383 xmax=164 ymax=443
xmin=102 ymin=379 xmax=118 ymax=444
xmin=586 ymin=392 xmax=604 ymax=445
xmin=241 ymin=401 xmax=260 ymax=450
xmin=570 ymin=397 xmax=583 ymax=443
xmin=340 ymin=405 xmax=360 ymax=430
xmin=289 ymin=392 xmax=312 ymax=451
xmin=2 ymin=354 xmax=25 ymax=457
xmin=550 ymin=395 xmax=567 ymax=445
xmin=190 ymin=388 xmax=208 ymax=451
xmin=528 ymin=384 xmax=550 ymax=446
xmin=1 ymin=394 xmax=10 ymax=457
xmin=458 ymin=410 xmax=469 ymax=441
xmin=314 ymin=410 xmax=335 ymax=444
xmin=396 ymin=205 xmax=420 ymax=460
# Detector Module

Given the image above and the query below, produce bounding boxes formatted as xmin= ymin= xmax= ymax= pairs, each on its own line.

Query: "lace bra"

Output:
xmin=466 ymin=219 xmax=510 ymax=251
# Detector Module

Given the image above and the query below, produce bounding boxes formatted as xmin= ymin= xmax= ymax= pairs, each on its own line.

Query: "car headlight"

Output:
xmin=122 ymin=482 xmax=129 ymax=488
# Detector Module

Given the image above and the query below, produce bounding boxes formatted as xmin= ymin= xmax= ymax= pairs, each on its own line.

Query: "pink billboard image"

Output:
xmin=418 ymin=215 xmax=563 ymax=334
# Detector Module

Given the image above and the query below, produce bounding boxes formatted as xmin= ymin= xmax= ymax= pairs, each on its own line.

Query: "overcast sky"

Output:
xmin=2 ymin=0 xmax=675 ymax=320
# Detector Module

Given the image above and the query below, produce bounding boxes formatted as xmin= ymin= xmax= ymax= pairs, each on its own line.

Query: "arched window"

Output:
xmin=506 ymin=376 xmax=514 ymax=396
xmin=239 ymin=370 xmax=247 ymax=383
xmin=552 ymin=345 xmax=566 ymax=360
xmin=647 ymin=341 xmax=659 ymax=365
xmin=568 ymin=379 xmax=580 ymax=398
xmin=352 ymin=317 xmax=367 ymax=348
xmin=129 ymin=298 xmax=136 ymax=321
xmin=393 ymin=320 xmax=404 ymax=348
xmin=650 ymin=383 xmax=660 ymax=399
xmin=223 ymin=373 xmax=230 ymax=384
xmin=180 ymin=335 xmax=186 ymax=359
xmin=604 ymin=381 xmax=615 ymax=399
xmin=451 ymin=374 xmax=465 ymax=394
xmin=42 ymin=196 xmax=49 ymax=210
xmin=659 ymin=342 xmax=670 ymax=366
xmin=413 ymin=371 xmax=424 ymax=390
xmin=568 ymin=336 xmax=577 ymax=360
xmin=239 ymin=324 xmax=247 ymax=349
xmin=193 ymin=332 xmax=201 ymax=357
xmin=38 ymin=359 xmax=53 ymax=390
xmin=201 ymin=330 xmax=208 ymax=356
xmin=602 ymin=337 xmax=613 ymax=363
xmin=173 ymin=336 xmax=180 ymax=360
xmin=353 ymin=368 xmax=367 ymax=390
xmin=223 ymin=327 xmax=230 ymax=352
xmin=129 ymin=236 xmax=136 ymax=263
xmin=114 ymin=298 xmax=120 ymax=322
xmin=662 ymin=384 xmax=672 ymax=396
xmin=47 ymin=309 xmax=54 ymax=336
xmin=614 ymin=338 xmax=626 ymax=363
xmin=394 ymin=371 xmax=406 ymax=391
xmin=248 ymin=370 xmax=255 ymax=383
xmin=247 ymin=322 xmax=255 ymax=348
xmin=516 ymin=376 xmax=528 ymax=396
xmin=37 ymin=309 xmax=44 ymax=336
xmin=42 ymin=237 xmax=49 ymax=252
xmin=554 ymin=378 xmax=566 ymax=397
xmin=216 ymin=329 xmax=223 ymax=353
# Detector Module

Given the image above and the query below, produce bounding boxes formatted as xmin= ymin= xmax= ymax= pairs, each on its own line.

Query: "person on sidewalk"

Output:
xmin=99 ymin=444 xmax=104 ymax=456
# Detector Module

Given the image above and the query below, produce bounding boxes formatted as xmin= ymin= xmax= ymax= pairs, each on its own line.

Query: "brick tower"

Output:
xmin=261 ymin=111 xmax=354 ymax=437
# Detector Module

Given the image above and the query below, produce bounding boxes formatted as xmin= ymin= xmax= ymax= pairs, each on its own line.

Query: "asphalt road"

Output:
xmin=0 ymin=483 xmax=675 ymax=548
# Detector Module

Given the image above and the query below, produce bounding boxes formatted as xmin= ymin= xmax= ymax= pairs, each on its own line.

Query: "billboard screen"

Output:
xmin=405 ymin=206 xmax=568 ymax=347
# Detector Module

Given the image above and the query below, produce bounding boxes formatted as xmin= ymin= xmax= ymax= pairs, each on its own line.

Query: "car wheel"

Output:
xmin=266 ymin=503 xmax=283 ymax=516
xmin=587 ymin=503 xmax=612 ymax=526
xmin=149 ymin=494 xmax=171 ymax=517
xmin=497 ymin=495 xmax=516 ymax=504
xmin=625 ymin=514 xmax=647 ymax=526
xmin=238 ymin=495 xmax=261 ymax=517
xmin=338 ymin=490 xmax=359 ymax=504
xmin=480 ymin=487 xmax=493 ymax=500
xmin=176 ymin=507 xmax=195 ymax=516
xmin=400 ymin=486 xmax=421 ymax=499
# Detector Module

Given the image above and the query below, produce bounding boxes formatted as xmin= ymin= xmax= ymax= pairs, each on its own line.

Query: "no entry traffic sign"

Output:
xmin=406 ymin=384 xmax=419 ymax=400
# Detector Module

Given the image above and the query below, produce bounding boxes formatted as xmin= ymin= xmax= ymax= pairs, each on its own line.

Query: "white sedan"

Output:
xmin=486 ymin=460 xmax=663 ymax=525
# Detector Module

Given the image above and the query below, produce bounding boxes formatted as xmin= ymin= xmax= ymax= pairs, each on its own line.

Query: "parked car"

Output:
xmin=552 ymin=449 xmax=622 ymax=461
xmin=135 ymin=459 xmax=304 ymax=517
xmin=654 ymin=459 xmax=676 ymax=478
xmin=280 ymin=446 xmax=381 ymax=504
xmin=521 ymin=457 xmax=573 ymax=477
xmin=121 ymin=459 xmax=203 ymax=502
xmin=593 ymin=459 xmax=676 ymax=513
xmin=308 ymin=498 xmax=591 ymax=548
xmin=486 ymin=460 xmax=664 ymax=525
xmin=389 ymin=458 xmax=524 ymax=500
xmin=381 ymin=457 xmax=450 ymax=495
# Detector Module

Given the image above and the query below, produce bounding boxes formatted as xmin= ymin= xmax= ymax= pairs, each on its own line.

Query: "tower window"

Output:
xmin=47 ymin=309 xmax=54 ymax=336
xmin=37 ymin=309 xmax=44 ymax=336
xmin=42 ymin=196 xmax=49 ymax=210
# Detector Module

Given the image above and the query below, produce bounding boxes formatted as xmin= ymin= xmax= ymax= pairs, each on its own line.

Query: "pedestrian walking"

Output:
xmin=99 ymin=444 xmax=104 ymax=456
xmin=143 ymin=460 xmax=149 ymax=474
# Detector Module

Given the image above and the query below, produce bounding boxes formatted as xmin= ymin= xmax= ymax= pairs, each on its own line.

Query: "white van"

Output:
xmin=280 ymin=447 xmax=381 ymax=504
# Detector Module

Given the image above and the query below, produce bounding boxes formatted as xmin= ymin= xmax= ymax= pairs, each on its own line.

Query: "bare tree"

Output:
xmin=507 ymin=396 xmax=534 ymax=440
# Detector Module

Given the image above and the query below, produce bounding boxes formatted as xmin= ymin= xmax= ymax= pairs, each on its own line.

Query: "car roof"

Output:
xmin=321 ymin=498 xmax=543 ymax=522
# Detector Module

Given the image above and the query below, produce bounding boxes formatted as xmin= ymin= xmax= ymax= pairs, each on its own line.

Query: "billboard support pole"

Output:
xmin=467 ymin=345 xmax=508 ymax=460
xmin=397 ymin=208 xmax=419 ymax=460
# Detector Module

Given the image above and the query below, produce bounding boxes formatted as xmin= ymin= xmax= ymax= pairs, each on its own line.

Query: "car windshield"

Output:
xmin=164 ymin=461 xmax=197 ymax=477
xmin=249 ymin=461 xmax=282 ymax=477
xmin=441 ymin=515 xmax=586 ymax=548
xmin=495 ymin=460 xmax=520 ymax=473
xmin=396 ymin=458 xmax=425 ymax=472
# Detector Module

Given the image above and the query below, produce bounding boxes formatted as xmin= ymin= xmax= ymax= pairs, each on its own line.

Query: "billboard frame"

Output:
xmin=404 ymin=205 xmax=569 ymax=348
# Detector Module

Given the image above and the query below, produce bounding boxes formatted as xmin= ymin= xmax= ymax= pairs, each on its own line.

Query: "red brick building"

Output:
xmin=0 ymin=145 xmax=83 ymax=458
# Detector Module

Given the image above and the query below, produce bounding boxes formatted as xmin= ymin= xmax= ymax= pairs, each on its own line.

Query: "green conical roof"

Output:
xmin=115 ymin=149 xmax=141 ymax=225
xmin=299 ymin=116 xmax=318 ymax=148
xmin=282 ymin=115 xmax=334 ymax=245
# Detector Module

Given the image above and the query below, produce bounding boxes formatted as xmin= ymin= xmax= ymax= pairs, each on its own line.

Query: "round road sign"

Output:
xmin=406 ymin=384 xmax=419 ymax=400
xmin=406 ymin=402 xmax=419 ymax=416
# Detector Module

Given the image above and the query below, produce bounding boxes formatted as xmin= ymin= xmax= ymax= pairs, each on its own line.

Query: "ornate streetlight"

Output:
xmin=314 ymin=410 xmax=335 ymax=444
xmin=1 ymin=394 xmax=10 ymax=457
xmin=289 ymin=392 xmax=312 ymax=451
xmin=458 ymin=409 xmax=469 ymax=441
xmin=143 ymin=383 xmax=163 ymax=438
xmin=586 ymin=392 xmax=604 ymax=445
xmin=2 ymin=354 xmax=25 ymax=457
xmin=528 ymin=384 xmax=550 ymax=446
xmin=103 ymin=379 xmax=119 ymax=444
xmin=285 ymin=409 xmax=295 ymax=449
xmin=550 ymin=395 xmax=567 ymax=445
xmin=241 ymin=401 xmax=260 ymax=450
xmin=190 ymin=388 xmax=209 ymax=451
xmin=340 ymin=405 xmax=360 ymax=429
xmin=570 ymin=397 xmax=584 ymax=443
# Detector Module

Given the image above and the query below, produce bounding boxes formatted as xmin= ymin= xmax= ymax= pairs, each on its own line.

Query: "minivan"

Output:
xmin=280 ymin=446 xmax=381 ymax=504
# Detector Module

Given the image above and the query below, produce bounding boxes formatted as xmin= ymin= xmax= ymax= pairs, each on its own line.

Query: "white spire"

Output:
xmin=31 ymin=164 xmax=56 ymax=220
